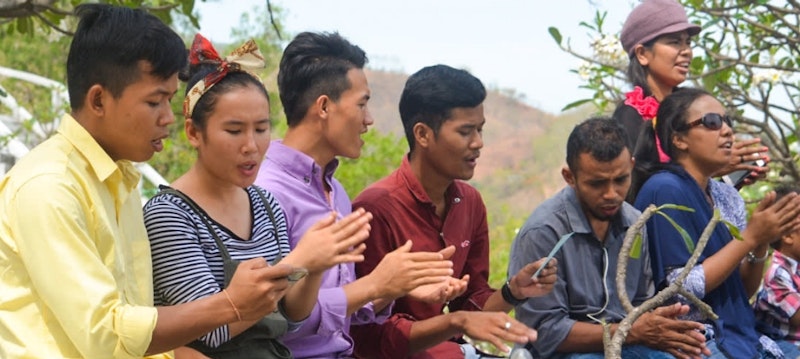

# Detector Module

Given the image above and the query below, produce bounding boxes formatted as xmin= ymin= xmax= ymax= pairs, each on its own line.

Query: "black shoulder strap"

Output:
xmin=253 ymin=187 xmax=284 ymax=264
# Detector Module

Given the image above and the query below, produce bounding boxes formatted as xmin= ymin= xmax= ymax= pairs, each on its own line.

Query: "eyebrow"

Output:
xmin=149 ymin=88 xmax=177 ymax=97
xmin=223 ymin=118 xmax=271 ymax=125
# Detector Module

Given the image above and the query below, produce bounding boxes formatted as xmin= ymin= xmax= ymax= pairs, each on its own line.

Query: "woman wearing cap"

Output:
xmin=144 ymin=34 xmax=373 ymax=358
xmin=616 ymin=0 xmax=769 ymax=181
xmin=631 ymin=88 xmax=800 ymax=359
xmin=615 ymin=0 xmax=765 ymax=232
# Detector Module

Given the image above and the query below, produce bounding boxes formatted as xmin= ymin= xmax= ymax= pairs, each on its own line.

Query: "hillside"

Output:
xmin=364 ymin=69 xmax=590 ymax=218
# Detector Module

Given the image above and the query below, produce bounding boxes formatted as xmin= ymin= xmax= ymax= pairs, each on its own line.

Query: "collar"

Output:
xmin=399 ymin=155 xmax=461 ymax=205
xmin=58 ymin=114 xmax=140 ymax=190
xmin=562 ymin=186 xmax=633 ymax=237
xmin=266 ymin=140 xmax=340 ymax=184
xmin=773 ymin=250 xmax=800 ymax=276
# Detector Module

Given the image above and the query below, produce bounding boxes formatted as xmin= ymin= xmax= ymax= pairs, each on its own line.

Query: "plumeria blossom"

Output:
xmin=752 ymin=69 xmax=786 ymax=85
xmin=591 ymin=34 xmax=628 ymax=67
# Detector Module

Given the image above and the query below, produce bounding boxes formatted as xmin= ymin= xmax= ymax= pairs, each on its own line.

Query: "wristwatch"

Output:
xmin=501 ymin=280 xmax=526 ymax=306
xmin=745 ymin=250 xmax=770 ymax=264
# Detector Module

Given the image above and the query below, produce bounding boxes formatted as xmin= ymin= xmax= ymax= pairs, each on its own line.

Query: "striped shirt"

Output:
xmin=143 ymin=185 xmax=291 ymax=348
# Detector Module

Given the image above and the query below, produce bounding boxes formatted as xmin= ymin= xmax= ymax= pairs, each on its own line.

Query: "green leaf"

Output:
xmin=548 ymin=27 xmax=562 ymax=46
xmin=657 ymin=211 xmax=696 ymax=253
xmin=722 ymin=220 xmax=742 ymax=240
xmin=629 ymin=232 xmax=643 ymax=259
xmin=561 ymin=98 xmax=592 ymax=112
xmin=657 ymin=204 xmax=695 ymax=212
xmin=578 ymin=21 xmax=595 ymax=31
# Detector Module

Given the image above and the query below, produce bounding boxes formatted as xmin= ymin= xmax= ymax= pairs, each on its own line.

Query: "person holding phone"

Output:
xmin=631 ymin=88 xmax=800 ymax=358
xmin=510 ymin=117 xmax=709 ymax=359
xmin=143 ymin=34 xmax=373 ymax=359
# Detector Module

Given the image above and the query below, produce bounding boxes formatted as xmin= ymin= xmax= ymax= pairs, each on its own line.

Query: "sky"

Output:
xmin=195 ymin=0 xmax=637 ymax=114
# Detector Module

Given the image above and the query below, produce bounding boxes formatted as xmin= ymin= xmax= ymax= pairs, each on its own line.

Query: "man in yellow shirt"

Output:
xmin=0 ymin=4 xmax=294 ymax=358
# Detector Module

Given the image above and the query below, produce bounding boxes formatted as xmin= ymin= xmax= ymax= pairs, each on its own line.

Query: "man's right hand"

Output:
xmin=452 ymin=311 xmax=537 ymax=354
xmin=224 ymin=258 xmax=293 ymax=321
xmin=628 ymin=303 xmax=710 ymax=359
xmin=366 ymin=240 xmax=455 ymax=300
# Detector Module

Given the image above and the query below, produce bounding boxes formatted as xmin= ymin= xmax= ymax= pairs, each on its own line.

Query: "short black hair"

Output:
xmin=566 ymin=116 xmax=630 ymax=173
xmin=277 ymin=32 xmax=367 ymax=127
xmin=67 ymin=4 xmax=186 ymax=110
xmin=398 ymin=65 xmax=486 ymax=153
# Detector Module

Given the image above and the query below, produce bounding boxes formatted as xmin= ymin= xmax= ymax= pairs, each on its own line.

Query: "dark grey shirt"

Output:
xmin=508 ymin=186 xmax=653 ymax=357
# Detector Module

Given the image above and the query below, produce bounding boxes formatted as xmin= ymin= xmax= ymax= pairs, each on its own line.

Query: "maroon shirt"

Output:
xmin=351 ymin=156 xmax=495 ymax=359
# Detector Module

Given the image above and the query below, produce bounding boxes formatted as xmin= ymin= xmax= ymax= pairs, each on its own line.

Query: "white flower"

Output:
xmin=752 ymin=69 xmax=785 ymax=85
xmin=591 ymin=34 xmax=628 ymax=67
xmin=577 ymin=61 xmax=593 ymax=80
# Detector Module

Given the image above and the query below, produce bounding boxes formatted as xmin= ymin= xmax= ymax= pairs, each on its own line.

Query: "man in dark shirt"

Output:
xmin=351 ymin=65 xmax=557 ymax=358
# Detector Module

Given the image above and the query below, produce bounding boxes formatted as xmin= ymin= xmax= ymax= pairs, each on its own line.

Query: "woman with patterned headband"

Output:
xmin=143 ymin=34 xmax=373 ymax=358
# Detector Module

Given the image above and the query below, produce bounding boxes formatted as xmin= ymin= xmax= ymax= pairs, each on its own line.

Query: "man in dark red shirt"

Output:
xmin=351 ymin=65 xmax=556 ymax=358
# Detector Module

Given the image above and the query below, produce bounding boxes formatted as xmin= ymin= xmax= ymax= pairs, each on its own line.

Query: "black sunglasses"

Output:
xmin=676 ymin=113 xmax=733 ymax=132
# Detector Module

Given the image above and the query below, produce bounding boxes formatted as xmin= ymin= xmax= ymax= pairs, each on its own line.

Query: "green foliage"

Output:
xmin=338 ymin=131 xmax=407 ymax=199
xmin=552 ymin=0 xmax=800 ymax=187
xmin=1 ymin=0 xmax=201 ymax=37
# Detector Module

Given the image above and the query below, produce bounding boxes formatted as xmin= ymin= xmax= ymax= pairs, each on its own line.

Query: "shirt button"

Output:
xmin=453 ymin=197 xmax=461 ymax=203
xmin=303 ymin=176 xmax=310 ymax=184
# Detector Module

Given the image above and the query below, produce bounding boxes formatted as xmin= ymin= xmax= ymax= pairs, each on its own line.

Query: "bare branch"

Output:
xmin=266 ymin=0 xmax=282 ymax=41
xmin=31 ymin=9 xmax=71 ymax=36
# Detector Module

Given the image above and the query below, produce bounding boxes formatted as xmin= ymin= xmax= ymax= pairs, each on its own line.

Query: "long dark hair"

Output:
xmin=629 ymin=88 xmax=712 ymax=201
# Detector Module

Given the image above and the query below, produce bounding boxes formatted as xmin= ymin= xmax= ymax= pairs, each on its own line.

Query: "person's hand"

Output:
xmin=407 ymin=274 xmax=470 ymax=304
xmin=284 ymin=208 xmax=372 ymax=273
xmin=452 ymin=311 xmax=537 ymax=354
xmin=365 ymin=240 xmax=455 ymax=300
xmin=713 ymin=137 xmax=769 ymax=185
xmin=407 ymin=246 xmax=469 ymax=303
xmin=744 ymin=191 xmax=800 ymax=247
xmin=628 ymin=303 xmax=709 ymax=359
xmin=507 ymin=257 xmax=557 ymax=299
xmin=224 ymin=258 xmax=293 ymax=321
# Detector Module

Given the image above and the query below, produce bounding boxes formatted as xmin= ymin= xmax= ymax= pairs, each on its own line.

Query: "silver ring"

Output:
xmin=504 ymin=321 xmax=512 ymax=330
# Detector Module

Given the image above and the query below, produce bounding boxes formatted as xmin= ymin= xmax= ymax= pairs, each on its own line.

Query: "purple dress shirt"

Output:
xmin=254 ymin=140 xmax=392 ymax=358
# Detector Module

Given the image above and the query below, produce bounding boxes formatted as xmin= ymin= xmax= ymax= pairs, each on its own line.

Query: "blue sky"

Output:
xmin=196 ymin=0 xmax=636 ymax=114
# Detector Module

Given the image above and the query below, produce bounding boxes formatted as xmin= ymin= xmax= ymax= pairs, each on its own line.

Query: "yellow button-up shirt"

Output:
xmin=0 ymin=115 xmax=167 ymax=358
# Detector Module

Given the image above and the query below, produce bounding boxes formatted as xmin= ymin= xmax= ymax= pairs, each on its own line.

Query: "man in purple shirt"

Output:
xmin=254 ymin=32 xmax=455 ymax=358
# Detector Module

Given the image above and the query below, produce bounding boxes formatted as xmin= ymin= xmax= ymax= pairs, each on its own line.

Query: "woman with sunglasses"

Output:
xmin=630 ymin=88 xmax=800 ymax=359
xmin=143 ymin=35 xmax=373 ymax=359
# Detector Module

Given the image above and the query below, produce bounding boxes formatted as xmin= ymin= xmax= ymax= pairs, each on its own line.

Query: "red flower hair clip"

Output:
xmin=624 ymin=86 xmax=659 ymax=120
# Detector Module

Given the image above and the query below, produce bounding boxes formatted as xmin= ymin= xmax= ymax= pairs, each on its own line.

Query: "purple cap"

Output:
xmin=620 ymin=0 xmax=701 ymax=56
